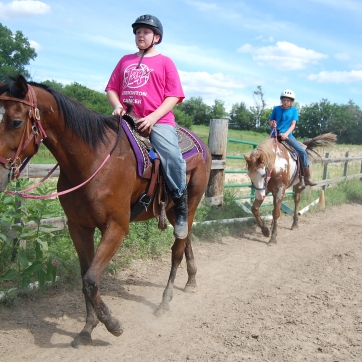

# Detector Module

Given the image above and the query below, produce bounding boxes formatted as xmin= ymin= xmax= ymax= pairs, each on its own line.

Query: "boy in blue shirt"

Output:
xmin=269 ymin=89 xmax=316 ymax=186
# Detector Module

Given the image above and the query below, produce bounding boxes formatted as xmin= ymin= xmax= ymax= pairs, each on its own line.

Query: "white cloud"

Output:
xmin=0 ymin=1 xmax=50 ymax=19
xmin=308 ymin=70 xmax=362 ymax=83
xmin=29 ymin=40 xmax=41 ymax=52
xmin=237 ymin=41 xmax=328 ymax=71
xmin=334 ymin=52 xmax=351 ymax=61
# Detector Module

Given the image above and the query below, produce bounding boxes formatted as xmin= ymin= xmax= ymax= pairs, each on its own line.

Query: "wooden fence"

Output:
xmin=9 ymin=122 xmax=362 ymax=232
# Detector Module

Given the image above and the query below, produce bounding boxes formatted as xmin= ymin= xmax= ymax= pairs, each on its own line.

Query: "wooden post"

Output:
xmin=343 ymin=151 xmax=349 ymax=177
xmin=322 ymin=152 xmax=329 ymax=192
xmin=205 ymin=119 xmax=229 ymax=206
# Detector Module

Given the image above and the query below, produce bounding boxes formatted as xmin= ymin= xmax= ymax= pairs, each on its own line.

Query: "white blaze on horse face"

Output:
xmin=251 ymin=167 xmax=266 ymax=200
xmin=0 ymin=106 xmax=5 ymax=123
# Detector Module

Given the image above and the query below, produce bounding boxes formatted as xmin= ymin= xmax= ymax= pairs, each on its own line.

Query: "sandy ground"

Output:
xmin=1 ymin=202 xmax=362 ymax=362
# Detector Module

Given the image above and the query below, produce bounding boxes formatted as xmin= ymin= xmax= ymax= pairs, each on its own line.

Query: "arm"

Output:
xmin=280 ymin=120 xmax=296 ymax=140
xmin=136 ymin=96 xmax=180 ymax=134
xmin=106 ymin=90 xmax=126 ymax=116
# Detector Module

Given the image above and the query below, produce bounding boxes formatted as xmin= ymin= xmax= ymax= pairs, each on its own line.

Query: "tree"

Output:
xmin=173 ymin=106 xmax=193 ymax=129
xmin=251 ymin=85 xmax=266 ymax=129
xmin=209 ymin=99 xmax=228 ymax=120
xmin=297 ymin=99 xmax=335 ymax=138
xmin=0 ymin=23 xmax=37 ymax=82
xmin=178 ymin=96 xmax=211 ymax=125
xmin=229 ymin=102 xmax=253 ymax=130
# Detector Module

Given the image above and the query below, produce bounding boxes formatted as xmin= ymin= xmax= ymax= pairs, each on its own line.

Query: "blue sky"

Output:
xmin=1 ymin=0 xmax=362 ymax=111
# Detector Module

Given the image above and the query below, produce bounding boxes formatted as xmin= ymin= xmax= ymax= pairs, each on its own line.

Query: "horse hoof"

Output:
xmin=268 ymin=238 xmax=277 ymax=245
xmin=154 ymin=302 xmax=170 ymax=317
xmin=262 ymin=227 xmax=270 ymax=237
xmin=71 ymin=331 xmax=93 ymax=348
xmin=107 ymin=319 xmax=124 ymax=337
xmin=184 ymin=284 xmax=197 ymax=294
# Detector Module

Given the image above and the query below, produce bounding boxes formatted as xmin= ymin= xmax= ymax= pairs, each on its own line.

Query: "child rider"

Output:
xmin=105 ymin=14 xmax=189 ymax=239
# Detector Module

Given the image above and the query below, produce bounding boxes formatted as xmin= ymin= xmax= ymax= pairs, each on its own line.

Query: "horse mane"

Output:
xmin=247 ymin=138 xmax=276 ymax=172
xmin=0 ymin=77 xmax=119 ymax=149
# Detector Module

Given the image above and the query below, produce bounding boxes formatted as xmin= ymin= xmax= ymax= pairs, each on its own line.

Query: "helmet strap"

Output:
xmin=136 ymin=35 xmax=155 ymax=68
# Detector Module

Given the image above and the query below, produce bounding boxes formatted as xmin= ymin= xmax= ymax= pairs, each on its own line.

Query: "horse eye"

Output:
xmin=11 ymin=120 xmax=23 ymax=129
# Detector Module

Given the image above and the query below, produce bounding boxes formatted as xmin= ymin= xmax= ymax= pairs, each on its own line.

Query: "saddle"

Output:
xmin=122 ymin=103 xmax=207 ymax=228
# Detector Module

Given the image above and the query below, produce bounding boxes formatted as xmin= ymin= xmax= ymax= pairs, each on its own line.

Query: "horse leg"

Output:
xmin=252 ymin=198 xmax=270 ymax=237
xmin=291 ymin=186 xmax=302 ymax=230
xmin=268 ymin=187 xmax=285 ymax=244
xmin=69 ymin=220 xmax=125 ymax=347
xmin=65 ymin=221 xmax=99 ymax=347
xmin=155 ymin=236 xmax=186 ymax=316
xmin=184 ymin=234 xmax=197 ymax=293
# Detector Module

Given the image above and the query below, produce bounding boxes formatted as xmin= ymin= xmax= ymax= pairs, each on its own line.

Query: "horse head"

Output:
xmin=0 ymin=75 xmax=46 ymax=191
xmin=244 ymin=152 xmax=268 ymax=200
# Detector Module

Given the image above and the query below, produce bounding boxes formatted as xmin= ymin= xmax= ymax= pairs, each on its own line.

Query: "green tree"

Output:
xmin=297 ymin=99 xmax=335 ymax=138
xmin=209 ymin=99 xmax=228 ymax=120
xmin=42 ymin=80 xmax=112 ymax=115
xmin=0 ymin=23 xmax=37 ymax=82
xmin=251 ymin=85 xmax=266 ymax=129
xmin=229 ymin=102 xmax=253 ymax=130
xmin=178 ymin=96 xmax=211 ymax=125
xmin=173 ymin=106 xmax=193 ymax=129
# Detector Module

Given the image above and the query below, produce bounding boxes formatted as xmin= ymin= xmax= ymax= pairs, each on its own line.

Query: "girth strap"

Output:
xmin=130 ymin=155 xmax=161 ymax=221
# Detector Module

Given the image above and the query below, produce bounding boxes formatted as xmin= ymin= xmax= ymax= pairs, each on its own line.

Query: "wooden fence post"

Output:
xmin=322 ymin=152 xmax=329 ymax=191
xmin=205 ymin=119 xmax=228 ymax=206
xmin=343 ymin=152 xmax=349 ymax=177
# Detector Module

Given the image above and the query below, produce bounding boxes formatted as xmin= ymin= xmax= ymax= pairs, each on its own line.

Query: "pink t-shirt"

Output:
xmin=105 ymin=53 xmax=185 ymax=126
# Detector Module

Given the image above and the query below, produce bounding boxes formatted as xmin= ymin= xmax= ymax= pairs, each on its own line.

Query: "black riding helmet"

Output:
xmin=132 ymin=14 xmax=163 ymax=44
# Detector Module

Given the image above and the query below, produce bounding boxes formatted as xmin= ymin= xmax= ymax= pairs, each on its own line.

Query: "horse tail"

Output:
xmin=303 ymin=132 xmax=337 ymax=160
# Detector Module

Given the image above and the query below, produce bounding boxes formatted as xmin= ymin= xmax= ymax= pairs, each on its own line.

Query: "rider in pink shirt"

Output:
xmin=105 ymin=14 xmax=188 ymax=239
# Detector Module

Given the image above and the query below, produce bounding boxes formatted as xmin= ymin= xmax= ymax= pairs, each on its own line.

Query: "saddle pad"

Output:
xmin=122 ymin=120 xmax=207 ymax=178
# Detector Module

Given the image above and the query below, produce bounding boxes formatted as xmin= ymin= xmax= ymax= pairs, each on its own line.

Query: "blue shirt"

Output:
xmin=269 ymin=105 xmax=299 ymax=138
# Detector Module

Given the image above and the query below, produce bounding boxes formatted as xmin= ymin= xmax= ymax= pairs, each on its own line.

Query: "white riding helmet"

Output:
xmin=280 ymin=89 xmax=295 ymax=101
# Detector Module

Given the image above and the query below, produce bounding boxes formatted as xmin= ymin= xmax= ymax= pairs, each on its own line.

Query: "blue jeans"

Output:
xmin=285 ymin=135 xmax=309 ymax=167
xmin=150 ymin=124 xmax=186 ymax=198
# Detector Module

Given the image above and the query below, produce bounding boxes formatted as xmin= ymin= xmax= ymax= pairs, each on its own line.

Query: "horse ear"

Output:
xmin=15 ymin=75 xmax=29 ymax=97
xmin=256 ymin=154 xmax=265 ymax=167
xmin=244 ymin=155 xmax=251 ymax=163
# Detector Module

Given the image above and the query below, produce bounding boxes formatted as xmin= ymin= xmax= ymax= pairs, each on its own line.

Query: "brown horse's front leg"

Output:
xmin=291 ymin=186 xmax=302 ymax=230
xmin=71 ymin=298 xmax=99 ymax=348
xmin=67 ymin=221 xmax=100 ymax=348
xmin=252 ymin=198 xmax=270 ymax=237
xmin=155 ymin=237 xmax=186 ymax=316
xmin=68 ymin=221 xmax=124 ymax=347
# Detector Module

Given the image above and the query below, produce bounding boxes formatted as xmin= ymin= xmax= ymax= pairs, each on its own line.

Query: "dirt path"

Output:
xmin=1 ymin=202 xmax=362 ymax=361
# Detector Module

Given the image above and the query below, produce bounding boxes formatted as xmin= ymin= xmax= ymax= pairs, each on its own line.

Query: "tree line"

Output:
xmin=1 ymin=23 xmax=362 ymax=144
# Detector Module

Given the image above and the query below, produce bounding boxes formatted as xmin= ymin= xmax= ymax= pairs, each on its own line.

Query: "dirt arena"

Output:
xmin=1 ymin=202 xmax=362 ymax=361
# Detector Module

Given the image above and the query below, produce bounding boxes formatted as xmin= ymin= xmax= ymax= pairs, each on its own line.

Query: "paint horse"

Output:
xmin=244 ymin=133 xmax=336 ymax=244
xmin=0 ymin=75 xmax=212 ymax=347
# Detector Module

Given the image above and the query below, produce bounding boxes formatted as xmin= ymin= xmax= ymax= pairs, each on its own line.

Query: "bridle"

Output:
xmin=250 ymin=166 xmax=273 ymax=191
xmin=0 ymin=85 xmax=47 ymax=180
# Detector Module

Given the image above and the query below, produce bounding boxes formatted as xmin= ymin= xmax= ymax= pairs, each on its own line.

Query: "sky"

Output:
xmin=1 ymin=0 xmax=362 ymax=112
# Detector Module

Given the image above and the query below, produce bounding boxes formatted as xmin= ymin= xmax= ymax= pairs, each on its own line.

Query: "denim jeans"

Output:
xmin=150 ymin=124 xmax=186 ymax=198
xmin=285 ymin=134 xmax=309 ymax=167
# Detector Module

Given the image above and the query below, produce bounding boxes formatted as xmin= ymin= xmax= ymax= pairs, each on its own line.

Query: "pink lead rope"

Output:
xmin=5 ymin=154 xmax=111 ymax=200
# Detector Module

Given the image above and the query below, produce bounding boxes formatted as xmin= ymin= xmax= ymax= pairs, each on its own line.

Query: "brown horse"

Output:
xmin=244 ymin=133 xmax=336 ymax=244
xmin=0 ymin=75 xmax=211 ymax=347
